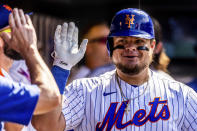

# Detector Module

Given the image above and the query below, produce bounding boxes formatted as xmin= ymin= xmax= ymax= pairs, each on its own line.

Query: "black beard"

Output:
xmin=114 ymin=61 xmax=148 ymax=75
xmin=3 ymin=43 xmax=23 ymax=60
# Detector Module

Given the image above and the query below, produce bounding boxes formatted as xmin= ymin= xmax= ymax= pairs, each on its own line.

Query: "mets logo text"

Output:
xmin=96 ymin=97 xmax=170 ymax=131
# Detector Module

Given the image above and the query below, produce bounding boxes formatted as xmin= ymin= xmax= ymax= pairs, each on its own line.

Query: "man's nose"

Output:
xmin=125 ymin=45 xmax=137 ymax=52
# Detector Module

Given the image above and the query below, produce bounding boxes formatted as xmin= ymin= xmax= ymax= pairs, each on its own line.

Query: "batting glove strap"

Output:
xmin=52 ymin=55 xmax=73 ymax=70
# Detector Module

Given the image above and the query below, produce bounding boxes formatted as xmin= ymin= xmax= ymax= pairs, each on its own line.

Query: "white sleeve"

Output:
xmin=183 ymin=87 xmax=197 ymax=130
xmin=62 ymin=80 xmax=86 ymax=130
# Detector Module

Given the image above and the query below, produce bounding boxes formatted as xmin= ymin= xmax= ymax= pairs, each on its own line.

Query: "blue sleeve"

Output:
xmin=51 ymin=66 xmax=70 ymax=94
xmin=0 ymin=77 xmax=40 ymax=125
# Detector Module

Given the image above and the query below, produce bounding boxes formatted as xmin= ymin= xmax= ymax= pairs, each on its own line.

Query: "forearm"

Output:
xmin=31 ymin=22 xmax=86 ymax=131
xmin=32 ymin=66 xmax=69 ymax=131
xmin=23 ymin=47 xmax=60 ymax=115
xmin=4 ymin=122 xmax=24 ymax=131
xmin=23 ymin=47 xmax=52 ymax=86
xmin=32 ymin=105 xmax=65 ymax=131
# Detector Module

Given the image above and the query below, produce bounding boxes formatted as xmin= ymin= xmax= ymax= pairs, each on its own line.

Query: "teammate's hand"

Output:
xmin=0 ymin=8 xmax=37 ymax=56
xmin=52 ymin=22 xmax=88 ymax=70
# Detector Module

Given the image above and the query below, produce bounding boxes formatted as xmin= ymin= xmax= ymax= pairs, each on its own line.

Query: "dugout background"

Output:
xmin=1 ymin=0 xmax=197 ymax=83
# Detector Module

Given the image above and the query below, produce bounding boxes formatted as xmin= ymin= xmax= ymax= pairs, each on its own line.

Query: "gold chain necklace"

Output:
xmin=115 ymin=72 xmax=150 ymax=114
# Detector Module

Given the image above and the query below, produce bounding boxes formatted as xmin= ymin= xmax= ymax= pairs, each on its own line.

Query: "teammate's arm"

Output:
xmin=32 ymin=22 xmax=87 ymax=131
xmin=1 ymin=8 xmax=61 ymax=114
xmin=32 ymin=66 xmax=69 ymax=131
xmin=3 ymin=67 xmax=69 ymax=130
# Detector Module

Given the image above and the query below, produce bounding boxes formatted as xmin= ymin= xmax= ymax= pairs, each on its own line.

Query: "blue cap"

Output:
xmin=108 ymin=8 xmax=154 ymax=39
xmin=0 ymin=5 xmax=12 ymax=30
xmin=107 ymin=8 xmax=155 ymax=56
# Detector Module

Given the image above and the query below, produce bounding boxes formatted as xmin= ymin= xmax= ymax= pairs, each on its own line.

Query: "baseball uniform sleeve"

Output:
xmin=51 ymin=65 xmax=70 ymax=94
xmin=183 ymin=87 xmax=197 ymax=130
xmin=62 ymin=80 xmax=86 ymax=130
xmin=0 ymin=76 xmax=40 ymax=125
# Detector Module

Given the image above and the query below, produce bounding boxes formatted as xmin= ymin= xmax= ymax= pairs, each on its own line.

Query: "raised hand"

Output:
xmin=52 ymin=22 xmax=88 ymax=70
xmin=1 ymin=8 xmax=37 ymax=57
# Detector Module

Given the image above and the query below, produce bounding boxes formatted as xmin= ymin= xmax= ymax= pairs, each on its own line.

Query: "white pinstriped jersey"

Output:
xmin=9 ymin=60 xmax=31 ymax=84
xmin=62 ymin=69 xmax=197 ymax=131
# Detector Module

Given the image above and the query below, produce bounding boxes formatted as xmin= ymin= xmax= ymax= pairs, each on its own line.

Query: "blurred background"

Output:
xmin=1 ymin=0 xmax=197 ymax=83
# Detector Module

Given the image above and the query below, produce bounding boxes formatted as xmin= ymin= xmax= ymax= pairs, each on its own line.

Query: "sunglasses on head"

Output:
xmin=0 ymin=12 xmax=33 ymax=35
xmin=0 ymin=28 xmax=11 ymax=34
xmin=88 ymin=36 xmax=107 ymax=44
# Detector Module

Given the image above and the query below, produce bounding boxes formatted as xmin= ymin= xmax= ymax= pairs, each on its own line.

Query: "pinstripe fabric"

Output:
xmin=62 ymin=69 xmax=197 ymax=131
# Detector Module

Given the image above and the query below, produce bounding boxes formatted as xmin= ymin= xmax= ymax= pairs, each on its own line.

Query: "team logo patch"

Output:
xmin=96 ymin=97 xmax=170 ymax=130
xmin=18 ymin=68 xmax=31 ymax=81
xmin=125 ymin=14 xmax=135 ymax=28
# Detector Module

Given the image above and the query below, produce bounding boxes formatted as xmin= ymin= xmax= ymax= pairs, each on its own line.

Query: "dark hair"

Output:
xmin=151 ymin=17 xmax=170 ymax=73
xmin=152 ymin=17 xmax=162 ymax=45
xmin=80 ymin=20 xmax=109 ymax=40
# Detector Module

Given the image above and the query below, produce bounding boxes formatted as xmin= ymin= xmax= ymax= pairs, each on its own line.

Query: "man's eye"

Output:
xmin=117 ymin=39 xmax=123 ymax=42
xmin=135 ymin=39 xmax=144 ymax=44
xmin=118 ymin=39 xmax=127 ymax=44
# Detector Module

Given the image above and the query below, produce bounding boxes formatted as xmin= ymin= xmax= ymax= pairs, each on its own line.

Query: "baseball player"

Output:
xmin=0 ymin=5 xmax=35 ymax=131
xmin=1 ymin=5 xmax=72 ymax=131
xmin=33 ymin=8 xmax=197 ymax=131
xmin=0 ymin=7 xmax=61 ymax=130
xmin=68 ymin=21 xmax=115 ymax=83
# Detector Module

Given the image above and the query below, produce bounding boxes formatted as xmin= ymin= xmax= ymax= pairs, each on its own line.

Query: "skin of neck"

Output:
xmin=116 ymin=67 xmax=150 ymax=86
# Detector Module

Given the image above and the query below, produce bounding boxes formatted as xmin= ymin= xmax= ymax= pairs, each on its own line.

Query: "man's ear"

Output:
xmin=154 ymin=41 xmax=163 ymax=54
xmin=0 ymin=37 xmax=5 ymax=54
xmin=0 ymin=37 xmax=4 ymax=48
xmin=150 ymin=39 xmax=156 ymax=50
